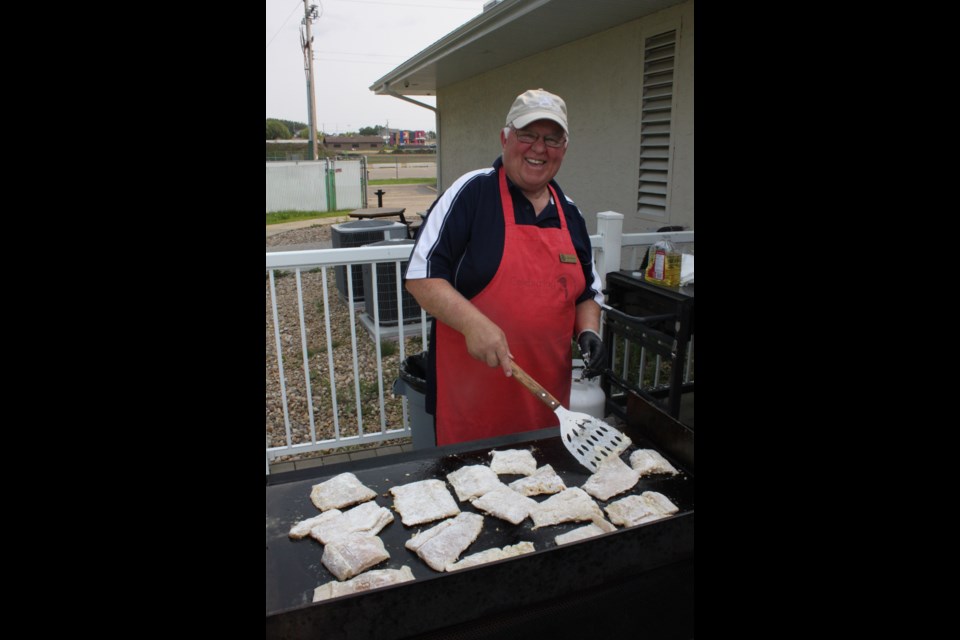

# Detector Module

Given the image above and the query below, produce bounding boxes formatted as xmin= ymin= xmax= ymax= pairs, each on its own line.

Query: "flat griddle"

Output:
xmin=266 ymin=392 xmax=694 ymax=639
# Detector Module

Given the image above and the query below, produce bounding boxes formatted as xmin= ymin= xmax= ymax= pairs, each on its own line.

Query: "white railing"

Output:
xmin=266 ymin=245 xmax=429 ymax=473
xmin=266 ymin=213 xmax=693 ymax=473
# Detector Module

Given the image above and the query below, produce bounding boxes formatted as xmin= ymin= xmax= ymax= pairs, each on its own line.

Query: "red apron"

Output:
xmin=434 ymin=169 xmax=586 ymax=445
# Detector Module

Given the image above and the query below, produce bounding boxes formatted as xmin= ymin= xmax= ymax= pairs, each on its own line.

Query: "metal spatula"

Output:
xmin=510 ymin=360 xmax=632 ymax=472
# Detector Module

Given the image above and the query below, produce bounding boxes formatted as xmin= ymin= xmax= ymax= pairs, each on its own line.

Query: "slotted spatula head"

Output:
xmin=553 ymin=406 xmax=632 ymax=472
xmin=510 ymin=361 xmax=632 ymax=472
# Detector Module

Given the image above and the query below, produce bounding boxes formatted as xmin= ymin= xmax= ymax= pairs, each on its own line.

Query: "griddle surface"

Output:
xmin=266 ymin=429 xmax=694 ymax=615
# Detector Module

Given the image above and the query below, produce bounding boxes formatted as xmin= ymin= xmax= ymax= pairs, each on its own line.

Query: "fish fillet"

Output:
xmin=508 ymin=464 xmax=566 ymax=496
xmin=604 ymin=491 xmax=679 ymax=527
xmin=581 ymin=455 xmax=642 ymax=501
xmin=312 ymin=566 xmax=415 ymax=602
xmin=446 ymin=541 xmax=536 ymax=571
xmin=405 ymin=512 xmax=484 ymax=572
xmin=554 ymin=519 xmax=617 ymax=546
xmin=629 ymin=449 xmax=680 ymax=476
xmin=446 ymin=465 xmax=503 ymax=502
xmin=489 ymin=449 xmax=538 ymax=476
xmin=310 ymin=472 xmax=377 ymax=512
xmin=288 ymin=509 xmax=342 ymax=539
xmin=470 ymin=486 xmax=538 ymax=525
xmin=308 ymin=501 xmax=394 ymax=545
xmin=529 ymin=487 xmax=604 ymax=529
xmin=389 ymin=479 xmax=461 ymax=526
xmin=321 ymin=532 xmax=390 ymax=581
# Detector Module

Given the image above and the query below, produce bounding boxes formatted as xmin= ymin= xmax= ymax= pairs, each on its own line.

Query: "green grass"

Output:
xmin=359 ymin=380 xmax=381 ymax=398
xmin=266 ymin=209 xmax=352 ymax=225
xmin=380 ymin=341 xmax=399 ymax=358
xmin=368 ymin=178 xmax=436 ymax=187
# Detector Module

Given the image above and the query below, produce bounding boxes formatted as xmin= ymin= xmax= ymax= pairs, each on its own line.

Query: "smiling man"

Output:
xmin=404 ymin=89 xmax=606 ymax=446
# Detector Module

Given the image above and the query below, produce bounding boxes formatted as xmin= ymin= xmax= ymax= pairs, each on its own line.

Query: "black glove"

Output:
xmin=577 ymin=330 xmax=606 ymax=379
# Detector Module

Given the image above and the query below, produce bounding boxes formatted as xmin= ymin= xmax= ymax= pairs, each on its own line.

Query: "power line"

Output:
xmin=313 ymin=50 xmax=406 ymax=64
xmin=315 ymin=57 xmax=403 ymax=65
xmin=314 ymin=50 xmax=405 ymax=58
xmin=334 ymin=0 xmax=482 ymax=10
xmin=265 ymin=0 xmax=304 ymax=50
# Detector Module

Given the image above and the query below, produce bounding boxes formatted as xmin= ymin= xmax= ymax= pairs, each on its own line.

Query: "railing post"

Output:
xmin=596 ymin=211 xmax=624 ymax=290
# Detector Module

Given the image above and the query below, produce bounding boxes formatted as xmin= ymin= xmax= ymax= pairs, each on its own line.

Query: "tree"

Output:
xmin=277 ymin=119 xmax=307 ymax=133
xmin=359 ymin=125 xmax=386 ymax=136
xmin=266 ymin=119 xmax=292 ymax=140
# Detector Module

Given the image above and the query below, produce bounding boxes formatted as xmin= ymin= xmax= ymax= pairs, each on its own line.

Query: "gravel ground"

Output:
xmin=266 ymin=222 xmax=335 ymax=249
xmin=267 ymin=223 xmax=420 ymax=461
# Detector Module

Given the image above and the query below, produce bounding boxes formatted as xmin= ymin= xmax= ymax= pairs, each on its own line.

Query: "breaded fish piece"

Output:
xmin=310 ymin=472 xmax=377 ymax=512
xmin=312 ymin=566 xmax=415 ymax=602
xmin=489 ymin=449 xmax=538 ymax=476
xmin=446 ymin=465 xmax=503 ymax=502
xmin=321 ymin=532 xmax=390 ymax=581
xmin=308 ymin=501 xmax=394 ymax=545
xmin=508 ymin=464 xmax=566 ymax=497
xmin=529 ymin=487 xmax=604 ymax=529
xmin=554 ymin=519 xmax=617 ymax=545
xmin=470 ymin=486 xmax=538 ymax=525
xmin=581 ymin=455 xmax=641 ymax=501
xmin=604 ymin=491 xmax=679 ymax=527
xmin=446 ymin=542 xmax=536 ymax=571
xmin=389 ymin=479 xmax=460 ymax=526
xmin=629 ymin=449 xmax=680 ymax=476
xmin=288 ymin=509 xmax=342 ymax=539
xmin=405 ymin=512 xmax=484 ymax=572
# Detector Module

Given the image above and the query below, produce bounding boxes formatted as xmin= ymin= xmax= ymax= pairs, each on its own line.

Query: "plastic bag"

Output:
xmin=398 ymin=352 xmax=428 ymax=393
xmin=645 ymin=239 xmax=681 ymax=287
xmin=680 ymin=253 xmax=694 ymax=285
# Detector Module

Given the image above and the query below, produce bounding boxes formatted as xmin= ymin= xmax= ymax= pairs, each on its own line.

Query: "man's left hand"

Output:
xmin=577 ymin=330 xmax=606 ymax=379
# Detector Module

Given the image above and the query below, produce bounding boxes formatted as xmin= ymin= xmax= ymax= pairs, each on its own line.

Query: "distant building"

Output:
xmin=386 ymin=129 xmax=427 ymax=146
xmin=322 ymin=135 xmax=385 ymax=151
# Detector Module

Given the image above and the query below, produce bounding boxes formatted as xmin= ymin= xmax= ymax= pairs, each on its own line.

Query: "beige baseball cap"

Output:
xmin=505 ymin=88 xmax=568 ymax=134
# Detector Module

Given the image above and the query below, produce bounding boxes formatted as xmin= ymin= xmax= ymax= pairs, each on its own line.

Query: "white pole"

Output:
xmin=596 ymin=211 xmax=624 ymax=290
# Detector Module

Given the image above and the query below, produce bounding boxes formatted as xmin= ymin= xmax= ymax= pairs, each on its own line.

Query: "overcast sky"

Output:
xmin=266 ymin=0 xmax=488 ymax=134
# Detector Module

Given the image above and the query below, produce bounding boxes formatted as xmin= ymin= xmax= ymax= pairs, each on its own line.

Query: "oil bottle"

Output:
xmin=645 ymin=238 xmax=681 ymax=287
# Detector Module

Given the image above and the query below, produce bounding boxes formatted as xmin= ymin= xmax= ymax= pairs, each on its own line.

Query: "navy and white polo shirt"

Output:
xmin=405 ymin=156 xmax=603 ymax=305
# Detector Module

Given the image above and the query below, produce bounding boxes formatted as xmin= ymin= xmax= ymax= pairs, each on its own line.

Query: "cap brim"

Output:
xmin=511 ymin=111 xmax=568 ymax=134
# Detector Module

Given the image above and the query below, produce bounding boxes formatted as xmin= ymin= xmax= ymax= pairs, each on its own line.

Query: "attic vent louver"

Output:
xmin=638 ymin=30 xmax=676 ymax=218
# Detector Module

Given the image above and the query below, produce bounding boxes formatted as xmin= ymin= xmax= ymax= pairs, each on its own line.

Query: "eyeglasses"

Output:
xmin=510 ymin=126 xmax=567 ymax=148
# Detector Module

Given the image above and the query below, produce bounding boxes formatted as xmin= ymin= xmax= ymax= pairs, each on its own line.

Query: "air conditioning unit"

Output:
xmin=361 ymin=239 xmax=422 ymax=325
xmin=331 ymin=220 xmax=407 ymax=301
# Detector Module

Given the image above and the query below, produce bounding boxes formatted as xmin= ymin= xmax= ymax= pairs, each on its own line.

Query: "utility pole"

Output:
xmin=301 ymin=2 xmax=320 ymax=161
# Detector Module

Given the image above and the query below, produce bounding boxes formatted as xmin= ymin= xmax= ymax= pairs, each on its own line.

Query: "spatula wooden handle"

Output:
xmin=510 ymin=360 xmax=561 ymax=410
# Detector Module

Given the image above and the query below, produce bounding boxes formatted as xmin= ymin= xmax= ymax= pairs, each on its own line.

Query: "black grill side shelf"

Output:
xmin=602 ymin=271 xmax=695 ymax=422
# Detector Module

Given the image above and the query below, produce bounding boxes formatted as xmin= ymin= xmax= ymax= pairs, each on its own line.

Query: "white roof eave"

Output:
xmin=369 ymin=0 xmax=684 ymax=97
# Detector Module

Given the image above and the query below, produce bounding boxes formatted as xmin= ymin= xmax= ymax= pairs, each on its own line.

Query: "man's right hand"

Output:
xmin=463 ymin=316 xmax=513 ymax=377
xmin=404 ymin=278 xmax=513 ymax=376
